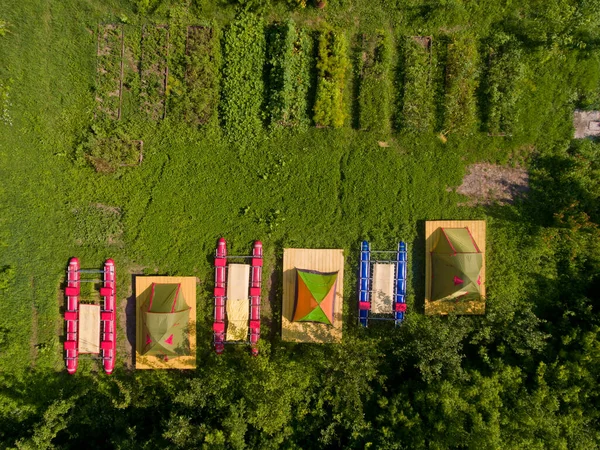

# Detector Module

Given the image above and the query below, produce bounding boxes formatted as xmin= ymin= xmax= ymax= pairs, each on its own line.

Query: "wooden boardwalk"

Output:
xmin=282 ymin=249 xmax=344 ymax=343
xmin=425 ymin=220 xmax=486 ymax=315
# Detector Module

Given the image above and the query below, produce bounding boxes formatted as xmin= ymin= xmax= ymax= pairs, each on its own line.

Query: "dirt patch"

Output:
xmin=455 ymin=163 xmax=529 ymax=206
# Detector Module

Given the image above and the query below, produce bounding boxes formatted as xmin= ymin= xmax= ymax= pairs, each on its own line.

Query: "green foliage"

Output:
xmin=0 ymin=19 xmax=9 ymax=37
xmin=267 ymin=19 xmax=313 ymax=129
xmin=0 ymin=79 xmax=11 ymax=126
xmin=401 ymin=36 xmax=435 ymax=132
xmin=182 ymin=25 xmax=220 ymax=125
xmin=0 ymin=265 xmax=15 ymax=290
xmin=76 ymin=124 xmax=141 ymax=172
xmin=313 ymin=26 xmax=349 ymax=128
xmin=443 ymin=35 xmax=479 ymax=135
xmin=2 ymin=0 xmax=600 ymax=449
xmin=140 ymin=24 xmax=168 ymax=120
xmin=483 ymin=33 xmax=525 ymax=134
xmin=221 ymin=13 xmax=266 ymax=145
xmin=357 ymin=29 xmax=392 ymax=134
xmin=72 ymin=203 xmax=124 ymax=247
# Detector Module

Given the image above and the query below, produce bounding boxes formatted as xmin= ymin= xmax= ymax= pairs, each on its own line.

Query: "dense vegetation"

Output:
xmin=400 ymin=36 xmax=435 ymax=132
xmin=267 ymin=19 xmax=313 ymax=129
xmin=357 ymin=30 xmax=392 ymax=134
xmin=313 ymin=26 xmax=349 ymax=128
xmin=443 ymin=35 xmax=479 ymax=136
xmin=221 ymin=13 xmax=265 ymax=145
xmin=1 ymin=0 xmax=600 ymax=448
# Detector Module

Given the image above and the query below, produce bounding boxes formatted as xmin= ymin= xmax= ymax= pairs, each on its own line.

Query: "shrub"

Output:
xmin=443 ymin=35 xmax=479 ymax=135
xmin=483 ymin=33 xmax=525 ymax=135
xmin=313 ymin=26 xmax=349 ymax=128
xmin=221 ymin=13 xmax=266 ymax=145
xmin=357 ymin=30 xmax=392 ymax=134
xmin=267 ymin=19 xmax=313 ymax=129
xmin=401 ymin=36 xmax=435 ymax=132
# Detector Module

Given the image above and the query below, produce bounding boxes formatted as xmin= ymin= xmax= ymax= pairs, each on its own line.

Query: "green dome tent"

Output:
xmin=292 ymin=269 xmax=338 ymax=325
xmin=431 ymin=228 xmax=483 ymax=302
xmin=141 ymin=283 xmax=191 ymax=356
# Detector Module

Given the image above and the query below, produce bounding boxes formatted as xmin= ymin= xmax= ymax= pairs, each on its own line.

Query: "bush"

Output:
xmin=221 ymin=13 xmax=266 ymax=145
xmin=401 ymin=36 xmax=435 ymax=132
xmin=443 ymin=35 xmax=479 ymax=135
xmin=267 ymin=19 xmax=313 ymax=129
xmin=483 ymin=33 xmax=525 ymax=135
xmin=313 ymin=26 xmax=349 ymax=128
xmin=357 ymin=30 xmax=392 ymax=134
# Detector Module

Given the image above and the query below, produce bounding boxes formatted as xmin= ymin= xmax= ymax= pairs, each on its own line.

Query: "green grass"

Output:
xmin=1 ymin=0 xmax=600 ymax=447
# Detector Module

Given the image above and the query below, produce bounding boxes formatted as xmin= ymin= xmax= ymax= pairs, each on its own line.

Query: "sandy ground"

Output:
xmin=456 ymin=163 xmax=529 ymax=206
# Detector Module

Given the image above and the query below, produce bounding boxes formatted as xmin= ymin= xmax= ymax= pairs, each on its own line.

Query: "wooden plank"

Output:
xmin=282 ymin=248 xmax=344 ymax=343
xmin=226 ymin=264 xmax=250 ymax=341
xmin=425 ymin=220 xmax=486 ymax=315
xmin=372 ymin=263 xmax=394 ymax=314
xmin=135 ymin=276 xmax=197 ymax=369
xmin=79 ymin=304 xmax=100 ymax=354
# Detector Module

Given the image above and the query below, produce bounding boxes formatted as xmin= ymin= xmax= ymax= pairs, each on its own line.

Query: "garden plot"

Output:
xmin=401 ymin=36 xmax=434 ymax=132
xmin=443 ymin=36 xmax=479 ymax=135
xmin=96 ymin=24 xmax=124 ymax=120
xmin=221 ymin=14 xmax=266 ymax=144
xmin=267 ymin=19 xmax=313 ymax=129
xmin=84 ymin=138 xmax=143 ymax=173
xmin=141 ymin=25 xmax=169 ymax=121
xmin=357 ymin=30 xmax=392 ymax=134
xmin=313 ymin=27 xmax=349 ymax=128
xmin=483 ymin=37 xmax=525 ymax=136
xmin=184 ymin=26 xmax=219 ymax=125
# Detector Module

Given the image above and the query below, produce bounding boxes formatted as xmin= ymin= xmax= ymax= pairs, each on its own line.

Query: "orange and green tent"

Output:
xmin=293 ymin=269 xmax=338 ymax=325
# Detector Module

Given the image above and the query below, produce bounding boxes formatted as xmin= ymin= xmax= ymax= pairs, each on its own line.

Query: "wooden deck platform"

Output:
xmin=282 ymin=248 xmax=344 ymax=343
xmin=79 ymin=304 xmax=100 ymax=354
xmin=425 ymin=220 xmax=486 ymax=315
xmin=135 ymin=276 xmax=196 ymax=369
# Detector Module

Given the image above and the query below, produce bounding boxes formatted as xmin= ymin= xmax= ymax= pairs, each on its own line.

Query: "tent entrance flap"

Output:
xmin=226 ymin=264 xmax=250 ymax=341
xmin=371 ymin=263 xmax=394 ymax=314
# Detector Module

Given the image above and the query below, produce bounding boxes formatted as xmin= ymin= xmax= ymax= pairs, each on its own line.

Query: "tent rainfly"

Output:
xmin=431 ymin=228 xmax=483 ymax=302
xmin=141 ymin=283 xmax=190 ymax=356
xmin=293 ymin=269 xmax=338 ymax=325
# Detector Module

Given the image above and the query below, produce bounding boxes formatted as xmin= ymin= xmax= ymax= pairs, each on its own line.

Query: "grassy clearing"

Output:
xmin=1 ymin=0 xmax=600 ymax=447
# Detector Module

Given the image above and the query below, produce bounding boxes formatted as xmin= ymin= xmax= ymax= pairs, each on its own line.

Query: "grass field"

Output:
xmin=1 ymin=0 xmax=599 ymax=447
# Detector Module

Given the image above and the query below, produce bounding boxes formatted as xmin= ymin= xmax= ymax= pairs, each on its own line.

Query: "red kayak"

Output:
xmin=100 ymin=259 xmax=116 ymax=374
xmin=64 ymin=257 xmax=80 ymax=374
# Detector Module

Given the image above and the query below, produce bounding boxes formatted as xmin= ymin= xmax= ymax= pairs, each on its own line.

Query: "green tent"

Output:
xmin=431 ymin=228 xmax=483 ymax=302
xmin=292 ymin=269 xmax=338 ymax=325
xmin=141 ymin=283 xmax=190 ymax=356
